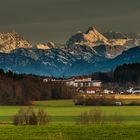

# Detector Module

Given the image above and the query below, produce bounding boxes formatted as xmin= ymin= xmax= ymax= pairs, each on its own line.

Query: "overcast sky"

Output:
xmin=0 ymin=0 xmax=140 ymax=44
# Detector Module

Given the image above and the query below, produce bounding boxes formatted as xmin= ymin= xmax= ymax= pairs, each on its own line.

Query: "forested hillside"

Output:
xmin=91 ymin=63 xmax=140 ymax=85
xmin=114 ymin=63 xmax=140 ymax=85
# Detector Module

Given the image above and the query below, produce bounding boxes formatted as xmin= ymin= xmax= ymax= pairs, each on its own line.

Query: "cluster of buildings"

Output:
xmin=43 ymin=77 xmax=102 ymax=94
xmin=43 ymin=77 xmax=140 ymax=95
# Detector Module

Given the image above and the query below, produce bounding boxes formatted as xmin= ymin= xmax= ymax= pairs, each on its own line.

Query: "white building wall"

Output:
xmin=92 ymin=82 xmax=102 ymax=87
xmin=74 ymin=78 xmax=92 ymax=82
xmin=86 ymin=91 xmax=96 ymax=94
xmin=43 ymin=79 xmax=48 ymax=82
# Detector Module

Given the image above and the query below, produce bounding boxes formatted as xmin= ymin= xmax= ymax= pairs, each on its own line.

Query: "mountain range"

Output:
xmin=0 ymin=27 xmax=140 ymax=77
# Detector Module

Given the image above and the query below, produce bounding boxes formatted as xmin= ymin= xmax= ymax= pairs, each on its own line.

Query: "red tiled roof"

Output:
xmin=79 ymin=87 xmax=100 ymax=91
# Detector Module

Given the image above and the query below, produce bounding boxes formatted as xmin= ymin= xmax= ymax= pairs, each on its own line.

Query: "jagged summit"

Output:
xmin=0 ymin=32 xmax=31 ymax=53
xmin=77 ymin=31 xmax=82 ymax=34
xmin=35 ymin=42 xmax=56 ymax=50
xmin=36 ymin=44 xmax=50 ymax=50
xmin=84 ymin=26 xmax=108 ymax=43
xmin=0 ymin=31 xmax=58 ymax=53
xmin=67 ymin=26 xmax=140 ymax=49
xmin=85 ymin=26 xmax=103 ymax=35
xmin=85 ymin=26 xmax=97 ymax=33
xmin=67 ymin=26 xmax=109 ymax=46
xmin=66 ymin=26 xmax=140 ymax=58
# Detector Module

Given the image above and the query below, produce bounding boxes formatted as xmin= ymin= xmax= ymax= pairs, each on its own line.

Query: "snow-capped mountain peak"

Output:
xmin=0 ymin=27 xmax=140 ymax=77
xmin=67 ymin=27 xmax=109 ymax=47
xmin=0 ymin=32 xmax=31 ymax=53
xmin=84 ymin=26 xmax=108 ymax=43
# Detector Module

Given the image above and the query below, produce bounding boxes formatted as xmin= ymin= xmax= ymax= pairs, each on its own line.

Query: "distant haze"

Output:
xmin=0 ymin=0 xmax=140 ymax=44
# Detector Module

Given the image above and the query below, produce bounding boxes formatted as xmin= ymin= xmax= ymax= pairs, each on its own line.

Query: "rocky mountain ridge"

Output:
xmin=66 ymin=27 xmax=140 ymax=58
xmin=0 ymin=27 xmax=140 ymax=76
xmin=0 ymin=46 xmax=139 ymax=77
xmin=0 ymin=32 xmax=31 ymax=53
xmin=67 ymin=27 xmax=140 ymax=46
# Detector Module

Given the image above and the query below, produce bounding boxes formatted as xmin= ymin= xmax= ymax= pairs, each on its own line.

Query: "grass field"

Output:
xmin=0 ymin=124 xmax=140 ymax=140
xmin=0 ymin=100 xmax=140 ymax=124
xmin=0 ymin=100 xmax=140 ymax=139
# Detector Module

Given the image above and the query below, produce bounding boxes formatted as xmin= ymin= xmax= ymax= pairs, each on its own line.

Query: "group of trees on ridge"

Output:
xmin=114 ymin=63 xmax=140 ymax=85
xmin=90 ymin=63 xmax=140 ymax=86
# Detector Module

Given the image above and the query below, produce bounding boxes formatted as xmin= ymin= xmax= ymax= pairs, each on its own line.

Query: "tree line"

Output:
xmin=114 ymin=63 xmax=140 ymax=85
xmin=0 ymin=70 xmax=76 ymax=105
xmin=90 ymin=63 xmax=140 ymax=86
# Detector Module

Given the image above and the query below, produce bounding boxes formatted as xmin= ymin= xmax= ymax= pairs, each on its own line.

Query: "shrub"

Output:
xmin=13 ymin=108 xmax=50 ymax=125
xmin=127 ymin=101 xmax=140 ymax=106
xmin=90 ymin=110 xmax=105 ymax=124
xmin=74 ymin=95 xmax=116 ymax=106
xmin=78 ymin=109 xmax=123 ymax=125
xmin=79 ymin=111 xmax=90 ymax=124
xmin=78 ymin=109 xmax=105 ymax=124
xmin=37 ymin=109 xmax=50 ymax=125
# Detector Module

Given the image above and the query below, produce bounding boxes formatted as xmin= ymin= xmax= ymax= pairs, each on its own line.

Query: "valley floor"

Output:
xmin=0 ymin=100 xmax=140 ymax=139
xmin=0 ymin=100 xmax=140 ymax=124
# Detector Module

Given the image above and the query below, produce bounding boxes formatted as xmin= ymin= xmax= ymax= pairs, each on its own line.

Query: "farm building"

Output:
xmin=43 ymin=77 xmax=102 ymax=88
xmin=69 ymin=77 xmax=102 ymax=88
xmin=103 ymin=89 xmax=114 ymax=94
xmin=78 ymin=87 xmax=101 ymax=94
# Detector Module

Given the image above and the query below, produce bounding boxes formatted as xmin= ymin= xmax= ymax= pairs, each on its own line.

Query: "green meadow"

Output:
xmin=0 ymin=100 xmax=140 ymax=139
xmin=0 ymin=124 xmax=140 ymax=140
xmin=0 ymin=100 xmax=140 ymax=124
